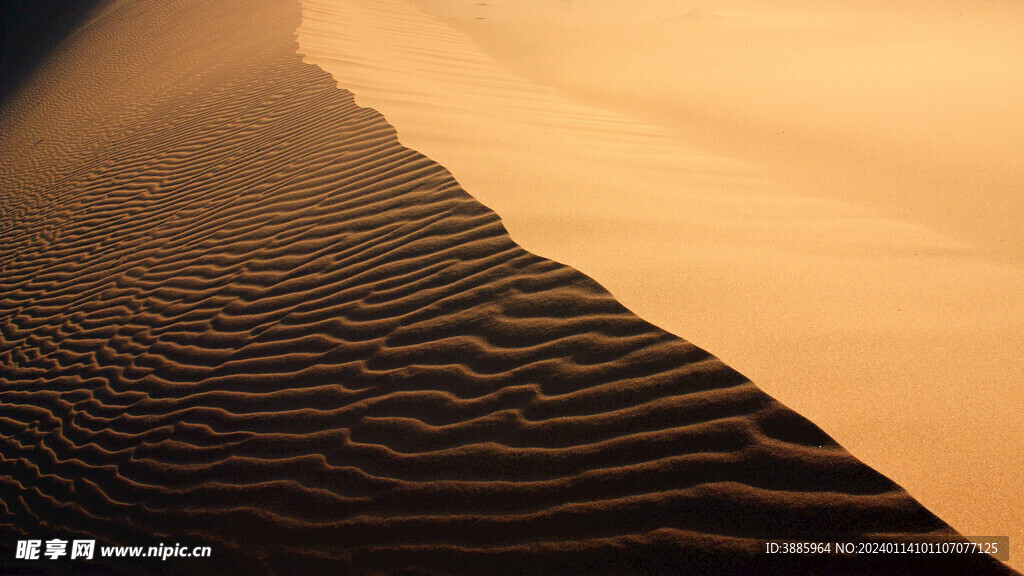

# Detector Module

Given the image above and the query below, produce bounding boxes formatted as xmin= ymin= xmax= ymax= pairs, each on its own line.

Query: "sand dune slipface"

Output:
xmin=0 ymin=0 xmax=1017 ymax=575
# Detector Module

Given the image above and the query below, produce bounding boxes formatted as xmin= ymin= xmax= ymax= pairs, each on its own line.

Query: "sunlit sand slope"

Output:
xmin=298 ymin=0 xmax=1024 ymax=567
xmin=0 ymin=0 xmax=1016 ymax=574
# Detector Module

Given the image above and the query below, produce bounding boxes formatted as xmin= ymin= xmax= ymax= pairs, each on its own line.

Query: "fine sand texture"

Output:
xmin=0 ymin=0 xmax=1018 ymax=575
xmin=298 ymin=0 xmax=1024 ymax=568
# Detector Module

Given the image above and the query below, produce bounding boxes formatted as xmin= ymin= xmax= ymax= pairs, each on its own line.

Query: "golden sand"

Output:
xmin=298 ymin=0 xmax=1024 ymax=568
xmin=0 ymin=0 xmax=1019 ymax=572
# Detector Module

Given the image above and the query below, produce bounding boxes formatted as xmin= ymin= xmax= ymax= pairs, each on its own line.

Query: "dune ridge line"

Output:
xmin=0 ymin=0 xmax=1018 ymax=574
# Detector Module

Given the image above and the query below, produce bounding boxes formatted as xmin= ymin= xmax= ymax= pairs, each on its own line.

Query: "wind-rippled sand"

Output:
xmin=298 ymin=0 xmax=1024 ymax=569
xmin=0 ymin=0 xmax=1019 ymax=574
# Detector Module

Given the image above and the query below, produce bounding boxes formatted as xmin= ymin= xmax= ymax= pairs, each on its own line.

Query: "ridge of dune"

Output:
xmin=0 ymin=0 xmax=1018 ymax=574
xmin=296 ymin=0 xmax=1024 ymax=568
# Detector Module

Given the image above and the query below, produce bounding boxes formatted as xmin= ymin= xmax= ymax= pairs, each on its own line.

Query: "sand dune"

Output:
xmin=0 ymin=0 xmax=1017 ymax=574
xmin=297 ymin=0 xmax=1024 ymax=569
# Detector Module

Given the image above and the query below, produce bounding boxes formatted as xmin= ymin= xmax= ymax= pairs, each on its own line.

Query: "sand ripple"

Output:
xmin=0 ymin=0 xmax=1015 ymax=574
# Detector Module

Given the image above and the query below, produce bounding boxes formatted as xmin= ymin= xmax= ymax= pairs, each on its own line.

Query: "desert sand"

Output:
xmin=0 ymin=0 xmax=1019 ymax=574
xmin=298 ymin=0 xmax=1024 ymax=570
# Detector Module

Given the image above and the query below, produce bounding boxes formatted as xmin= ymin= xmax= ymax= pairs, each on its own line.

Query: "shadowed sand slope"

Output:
xmin=0 ymin=0 xmax=1015 ymax=575
xmin=299 ymin=1 xmax=1024 ymax=565
xmin=296 ymin=0 xmax=1024 ymax=566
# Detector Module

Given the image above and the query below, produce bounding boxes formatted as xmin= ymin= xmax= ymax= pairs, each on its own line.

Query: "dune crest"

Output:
xmin=298 ymin=0 xmax=1024 ymax=567
xmin=0 ymin=0 xmax=1018 ymax=574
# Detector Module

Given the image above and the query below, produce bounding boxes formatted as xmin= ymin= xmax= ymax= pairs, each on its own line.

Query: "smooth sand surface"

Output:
xmin=2 ymin=0 xmax=1018 ymax=574
xmin=297 ymin=0 xmax=1024 ymax=569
